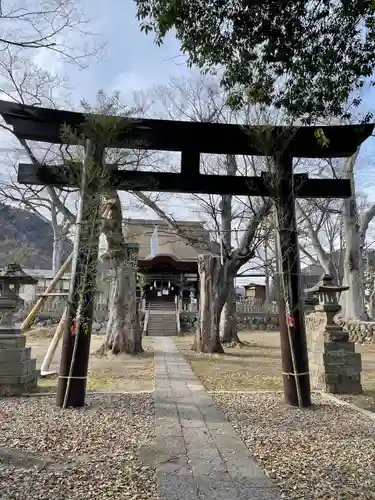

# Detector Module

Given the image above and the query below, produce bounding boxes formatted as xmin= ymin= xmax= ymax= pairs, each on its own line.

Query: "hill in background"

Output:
xmin=0 ymin=202 xmax=72 ymax=269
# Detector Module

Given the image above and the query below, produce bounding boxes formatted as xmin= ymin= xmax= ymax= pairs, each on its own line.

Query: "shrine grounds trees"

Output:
xmin=0 ymin=40 xmax=76 ymax=270
xmin=135 ymin=0 xmax=375 ymax=123
xmin=0 ymin=0 xmax=103 ymax=271
xmin=0 ymin=0 xmax=102 ymax=63
xmin=135 ymin=0 xmax=375 ymax=329
xmin=294 ymin=145 xmax=375 ymax=321
xmin=137 ymin=75 xmax=372 ymax=347
xmin=56 ymin=93 xmax=149 ymax=357
xmin=147 ymin=75 xmax=375 ymax=327
xmin=10 ymin=74 xmax=375 ymax=355
xmin=1 ymin=87 xmax=150 ymax=358
xmin=133 ymin=76 xmax=272 ymax=349
xmin=5 ymin=71 xmax=375 ymax=355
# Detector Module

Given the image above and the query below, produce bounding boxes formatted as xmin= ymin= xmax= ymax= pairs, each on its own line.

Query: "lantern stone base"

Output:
xmin=306 ymin=312 xmax=362 ymax=394
xmin=0 ymin=334 xmax=39 ymax=396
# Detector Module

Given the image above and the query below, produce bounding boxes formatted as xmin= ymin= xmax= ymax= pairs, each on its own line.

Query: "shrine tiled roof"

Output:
xmin=122 ymin=219 xmax=219 ymax=262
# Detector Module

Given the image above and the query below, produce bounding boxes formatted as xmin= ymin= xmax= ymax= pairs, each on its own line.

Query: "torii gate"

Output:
xmin=0 ymin=100 xmax=372 ymax=409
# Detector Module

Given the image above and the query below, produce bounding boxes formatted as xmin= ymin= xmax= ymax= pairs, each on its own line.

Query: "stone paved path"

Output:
xmin=154 ymin=337 xmax=282 ymax=500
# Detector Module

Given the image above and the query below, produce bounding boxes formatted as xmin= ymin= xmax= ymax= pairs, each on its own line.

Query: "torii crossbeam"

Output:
xmin=0 ymin=99 xmax=372 ymax=409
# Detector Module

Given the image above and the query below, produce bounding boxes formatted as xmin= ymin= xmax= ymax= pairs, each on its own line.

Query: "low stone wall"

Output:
xmin=180 ymin=312 xmax=197 ymax=333
xmin=306 ymin=312 xmax=375 ymax=345
xmin=237 ymin=313 xmax=279 ymax=331
xmin=179 ymin=312 xmax=279 ymax=332
xmin=339 ymin=319 xmax=375 ymax=345
xmin=16 ymin=299 xmax=109 ymax=325
xmin=29 ymin=316 xmax=108 ymax=334
xmin=31 ymin=310 xmax=375 ymax=342
xmin=22 ymin=313 xmax=144 ymax=335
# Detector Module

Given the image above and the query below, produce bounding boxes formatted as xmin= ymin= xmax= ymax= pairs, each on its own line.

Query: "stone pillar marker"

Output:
xmin=0 ymin=264 xmax=40 ymax=395
xmin=305 ymin=275 xmax=362 ymax=394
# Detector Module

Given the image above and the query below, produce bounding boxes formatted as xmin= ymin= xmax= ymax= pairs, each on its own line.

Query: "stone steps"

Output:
xmin=148 ymin=325 xmax=176 ymax=330
xmin=147 ymin=314 xmax=176 ymax=336
xmin=150 ymin=305 xmax=175 ymax=311
xmin=146 ymin=300 xmax=177 ymax=335
xmin=148 ymin=331 xmax=176 ymax=336
xmin=148 ymin=323 xmax=176 ymax=327
xmin=150 ymin=300 xmax=175 ymax=307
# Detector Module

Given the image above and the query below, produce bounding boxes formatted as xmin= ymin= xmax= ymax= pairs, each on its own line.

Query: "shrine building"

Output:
xmin=122 ymin=218 xmax=219 ymax=304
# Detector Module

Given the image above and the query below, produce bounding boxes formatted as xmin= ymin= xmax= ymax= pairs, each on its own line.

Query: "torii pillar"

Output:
xmin=273 ymin=149 xmax=310 ymax=407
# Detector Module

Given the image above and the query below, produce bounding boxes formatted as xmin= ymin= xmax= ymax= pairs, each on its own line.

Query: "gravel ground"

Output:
xmin=213 ymin=392 xmax=375 ymax=500
xmin=0 ymin=394 xmax=157 ymax=500
xmin=337 ymin=393 xmax=375 ymax=413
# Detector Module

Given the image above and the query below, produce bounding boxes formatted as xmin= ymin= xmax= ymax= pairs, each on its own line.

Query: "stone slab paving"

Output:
xmin=153 ymin=337 xmax=282 ymax=500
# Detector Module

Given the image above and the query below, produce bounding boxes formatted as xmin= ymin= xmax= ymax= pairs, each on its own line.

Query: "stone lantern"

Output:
xmin=312 ymin=274 xmax=350 ymax=341
xmin=0 ymin=263 xmax=39 ymax=396
xmin=0 ymin=263 xmax=37 ymax=328
xmin=305 ymin=275 xmax=362 ymax=394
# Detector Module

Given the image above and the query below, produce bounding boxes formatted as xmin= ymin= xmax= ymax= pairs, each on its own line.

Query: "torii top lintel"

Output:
xmin=0 ymin=100 xmax=373 ymax=158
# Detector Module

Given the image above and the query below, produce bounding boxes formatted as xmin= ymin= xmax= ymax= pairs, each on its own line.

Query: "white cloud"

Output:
xmin=32 ymin=46 xmax=63 ymax=75
xmin=110 ymin=70 xmax=145 ymax=98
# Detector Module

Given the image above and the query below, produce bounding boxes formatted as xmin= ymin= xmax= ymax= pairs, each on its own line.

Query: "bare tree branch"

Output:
xmin=0 ymin=0 xmax=104 ymax=66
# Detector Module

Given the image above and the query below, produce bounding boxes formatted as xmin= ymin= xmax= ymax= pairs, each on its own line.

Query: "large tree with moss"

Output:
xmin=135 ymin=0 xmax=375 ymax=121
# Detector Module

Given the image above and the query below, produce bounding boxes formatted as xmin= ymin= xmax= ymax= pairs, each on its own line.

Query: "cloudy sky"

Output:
xmin=65 ymin=0 xmax=190 ymax=105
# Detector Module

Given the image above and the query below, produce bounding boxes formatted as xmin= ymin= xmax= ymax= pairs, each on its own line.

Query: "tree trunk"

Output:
xmin=52 ymin=231 xmax=64 ymax=275
xmin=51 ymin=204 xmax=65 ymax=298
xmin=101 ymin=245 xmax=143 ymax=354
xmin=104 ymin=274 xmax=116 ymax=343
xmin=220 ymin=279 xmax=240 ymax=344
xmin=193 ymin=254 xmax=224 ymax=353
xmin=193 ymin=198 xmax=270 ymax=351
xmin=218 ymin=154 xmax=240 ymax=344
xmin=264 ymin=236 xmax=271 ymax=303
xmin=297 ymin=201 xmax=338 ymax=281
xmin=359 ymin=202 xmax=375 ymax=298
xmin=341 ymin=168 xmax=368 ymax=321
xmin=358 ymin=229 xmax=367 ymax=299
xmin=97 ymin=191 xmax=143 ymax=355
xmin=369 ymin=287 xmax=375 ymax=319
xmin=52 ymin=229 xmax=64 ymax=302
xmin=368 ymin=276 xmax=375 ymax=320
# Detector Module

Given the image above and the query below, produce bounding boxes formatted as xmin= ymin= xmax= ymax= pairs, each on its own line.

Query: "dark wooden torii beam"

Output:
xmin=1 ymin=99 xmax=373 ymax=410
xmin=17 ymin=163 xmax=351 ymax=198
xmin=0 ymin=99 xmax=372 ymax=157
